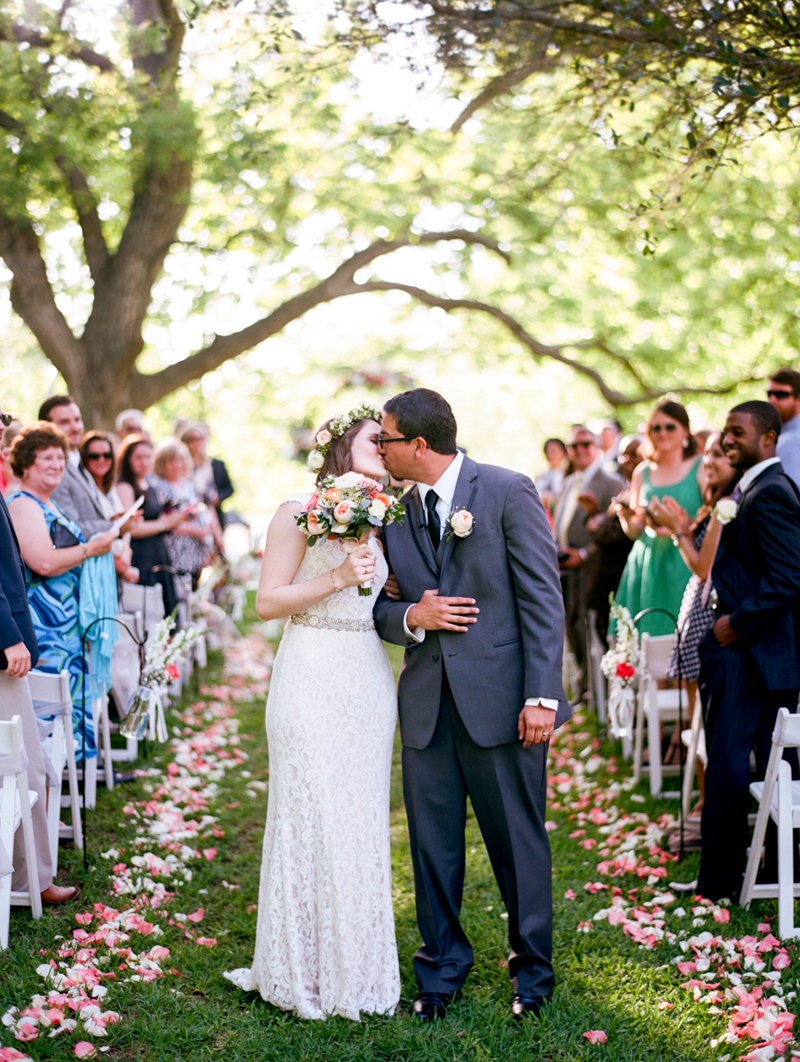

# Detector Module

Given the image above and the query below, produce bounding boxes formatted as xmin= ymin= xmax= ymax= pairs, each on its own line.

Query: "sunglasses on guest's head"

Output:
xmin=0 ymin=412 xmax=12 ymax=427
xmin=767 ymin=389 xmax=795 ymax=401
xmin=86 ymin=451 xmax=113 ymax=462
xmin=568 ymin=440 xmax=594 ymax=450
xmin=649 ymin=423 xmax=678 ymax=434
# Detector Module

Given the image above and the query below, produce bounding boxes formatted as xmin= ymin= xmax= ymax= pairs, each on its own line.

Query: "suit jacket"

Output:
xmin=710 ymin=462 xmax=800 ymax=690
xmin=51 ymin=459 xmax=113 ymax=539
xmin=0 ymin=492 xmax=38 ymax=669
xmin=373 ymin=457 xmax=569 ymax=750
xmin=552 ymin=464 xmax=623 ymax=550
xmin=211 ymin=457 xmax=234 ymax=525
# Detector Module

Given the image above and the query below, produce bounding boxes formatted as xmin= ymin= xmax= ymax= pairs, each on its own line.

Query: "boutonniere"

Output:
xmin=713 ymin=498 xmax=738 ymax=525
xmin=446 ymin=508 xmax=474 ymax=542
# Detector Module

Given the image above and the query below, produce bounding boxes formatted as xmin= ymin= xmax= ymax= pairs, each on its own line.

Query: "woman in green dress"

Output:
xmin=612 ymin=401 xmax=705 ymax=637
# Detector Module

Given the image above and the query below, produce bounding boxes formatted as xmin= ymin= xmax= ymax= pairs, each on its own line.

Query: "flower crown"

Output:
xmin=306 ymin=403 xmax=383 ymax=473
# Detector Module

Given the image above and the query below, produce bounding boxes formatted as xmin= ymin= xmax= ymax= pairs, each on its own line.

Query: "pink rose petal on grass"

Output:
xmin=202 ymin=848 xmax=217 ymax=861
xmin=713 ymin=908 xmax=730 ymax=924
xmin=657 ymin=1001 xmax=674 ymax=1011
xmin=773 ymin=950 xmax=791 ymax=971
xmin=195 ymin=937 xmax=217 ymax=948
xmin=758 ymin=923 xmax=772 ymax=932
xmin=74 ymin=1045 xmax=96 ymax=1058
xmin=563 ymin=889 xmax=577 ymax=900
xmin=13 ymin=1024 xmax=38 ymax=1043
xmin=583 ymin=1030 xmax=607 ymax=1043
xmin=74 ymin=912 xmax=93 ymax=926
xmin=187 ymin=908 xmax=204 ymax=923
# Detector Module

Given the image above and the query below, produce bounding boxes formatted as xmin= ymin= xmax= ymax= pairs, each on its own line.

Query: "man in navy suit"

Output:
xmin=374 ymin=389 xmax=567 ymax=1021
xmin=695 ymin=400 xmax=800 ymax=901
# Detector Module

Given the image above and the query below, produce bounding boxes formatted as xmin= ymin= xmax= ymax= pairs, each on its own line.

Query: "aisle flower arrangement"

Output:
xmin=601 ymin=599 xmax=641 ymax=738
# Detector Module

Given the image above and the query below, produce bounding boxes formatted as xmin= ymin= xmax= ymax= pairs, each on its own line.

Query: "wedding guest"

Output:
xmin=580 ymin=434 xmax=643 ymax=643
xmin=79 ymin=432 xmax=139 ymax=584
xmin=0 ymin=400 xmax=78 ymax=907
xmin=1 ymin=419 xmax=22 ymax=497
xmin=116 ymin=435 xmax=187 ymax=617
xmin=151 ymin=438 xmax=221 ymax=588
xmin=612 ymin=400 xmax=705 ymax=637
xmin=40 ymin=396 xmax=137 ymax=540
xmin=180 ymin=423 xmax=234 ymax=528
xmin=767 ymin=368 xmax=800 ymax=489
xmin=647 ymin=431 xmax=740 ymax=809
xmin=534 ymin=438 xmax=567 ymax=514
xmin=7 ymin=422 xmax=117 ymax=761
xmin=676 ymin=401 xmax=800 ymax=902
xmin=552 ymin=427 xmax=622 ymax=697
xmin=115 ymin=409 xmax=148 ymax=441
xmin=600 ymin=418 xmax=622 ymax=473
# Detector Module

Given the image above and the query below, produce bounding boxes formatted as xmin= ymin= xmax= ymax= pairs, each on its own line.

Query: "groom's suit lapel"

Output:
xmin=406 ymin=486 xmax=440 ymax=578
xmin=438 ymin=457 xmax=478 ymax=583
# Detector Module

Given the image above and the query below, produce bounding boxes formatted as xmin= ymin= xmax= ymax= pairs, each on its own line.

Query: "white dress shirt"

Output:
xmin=403 ymin=452 xmax=557 ymax=715
xmin=738 ymin=455 xmax=781 ymax=495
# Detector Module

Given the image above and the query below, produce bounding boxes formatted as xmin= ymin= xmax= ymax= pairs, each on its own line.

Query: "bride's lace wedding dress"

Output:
xmin=225 ymin=509 xmax=400 ymax=1020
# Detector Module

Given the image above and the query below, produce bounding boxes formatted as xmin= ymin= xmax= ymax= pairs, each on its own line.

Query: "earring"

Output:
xmin=683 ymin=437 xmax=690 ymax=450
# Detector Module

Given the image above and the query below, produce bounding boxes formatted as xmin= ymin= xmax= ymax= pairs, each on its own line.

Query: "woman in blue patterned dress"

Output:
xmin=7 ymin=423 xmax=117 ymax=761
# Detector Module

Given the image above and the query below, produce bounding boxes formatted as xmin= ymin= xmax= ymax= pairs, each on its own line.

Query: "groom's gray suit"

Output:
xmin=374 ymin=454 xmax=568 ymax=999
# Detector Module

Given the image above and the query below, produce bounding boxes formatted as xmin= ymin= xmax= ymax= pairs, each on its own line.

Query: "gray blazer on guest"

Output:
xmin=50 ymin=459 xmax=113 ymax=540
xmin=374 ymin=456 xmax=569 ymax=750
xmin=552 ymin=463 xmax=623 ymax=551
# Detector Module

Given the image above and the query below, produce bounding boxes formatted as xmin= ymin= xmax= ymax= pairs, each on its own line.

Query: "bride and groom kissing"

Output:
xmin=225 ymin=387 xmax=569 ymax=1023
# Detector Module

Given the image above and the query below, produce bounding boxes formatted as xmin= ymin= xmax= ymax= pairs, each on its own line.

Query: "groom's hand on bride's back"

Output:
xmin=406 ymin=589 xmax=479 ymax=633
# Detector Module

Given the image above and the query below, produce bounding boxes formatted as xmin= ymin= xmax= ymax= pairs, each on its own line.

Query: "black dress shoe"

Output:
xmin=511 ymin=994 xmax=546 ymax=1020
xmin=413 ymin=991 xmax=456 ymax=1021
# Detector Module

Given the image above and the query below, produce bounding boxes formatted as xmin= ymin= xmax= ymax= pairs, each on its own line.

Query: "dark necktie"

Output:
xmin=425 ymin=490 xmax=440 ymax=550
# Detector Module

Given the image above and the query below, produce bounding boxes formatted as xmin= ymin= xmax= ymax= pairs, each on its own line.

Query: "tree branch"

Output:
xmin=132 ymin=229 xmax=511 ymax=405
xmin=3 ymin=24 xmax=116 ymax=73
xmin=450 ymin=50 xmax=555 ymax=133
xmin=55 ymin=158 xmax=109 ymax=282
xmin=0 ymin=212 xmax=82 ymax=381
xmin=349 ymin=279 xmax=749 ymax=407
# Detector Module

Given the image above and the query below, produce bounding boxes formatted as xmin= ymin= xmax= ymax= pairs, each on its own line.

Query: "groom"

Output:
xmin=374 ymin=388 xmax=569 ymax=1021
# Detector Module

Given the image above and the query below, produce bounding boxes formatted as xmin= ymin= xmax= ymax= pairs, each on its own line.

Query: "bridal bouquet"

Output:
xmin=296 ymin=472 xmax=405 ymax=594
xmin=120 ymin=616 xmax=203 ymax=741
xmin=601 ymin=599 xmax=641 ymax=739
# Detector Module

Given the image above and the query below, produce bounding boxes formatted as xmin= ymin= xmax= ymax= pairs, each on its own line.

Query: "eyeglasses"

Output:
xmin=377 ymin=435 xmax=415 ymax=448
xmin=86 ymin=452 xmax=113 ymax=462
xmin=767 ymin=390 xmax=795 ymax=401
xmin=568 ymin=441 xmax=594 ymax=450
xmin=649 ymin=423 xmax=678 ymax=434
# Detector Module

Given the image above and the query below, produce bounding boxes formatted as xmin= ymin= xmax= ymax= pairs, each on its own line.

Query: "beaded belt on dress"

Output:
xmin=289 ymin=612 xmax=375 ymax=632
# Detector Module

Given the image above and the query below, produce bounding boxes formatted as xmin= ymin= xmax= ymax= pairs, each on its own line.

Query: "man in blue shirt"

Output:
xmin=767 ymin=368 xmax=800 ymax=489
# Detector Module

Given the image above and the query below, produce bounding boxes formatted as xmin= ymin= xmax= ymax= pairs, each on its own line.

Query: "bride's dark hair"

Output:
xmin=315 ymin=418 xmax=371 ymax=484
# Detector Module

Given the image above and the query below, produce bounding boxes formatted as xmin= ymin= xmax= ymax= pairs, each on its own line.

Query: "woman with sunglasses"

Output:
xmin=79 ymin=432 xmax=139 ymax=583
xmin=611 ymin=400 xmax=705 ymax=637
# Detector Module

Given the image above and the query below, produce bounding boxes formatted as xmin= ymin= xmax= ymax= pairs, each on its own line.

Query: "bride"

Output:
xmin=225 ymin=406 xmax=401 ymax=1020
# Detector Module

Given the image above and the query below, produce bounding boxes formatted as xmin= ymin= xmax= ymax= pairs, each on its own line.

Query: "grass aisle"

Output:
xmin=1 ymin=608 xmax=799 ymax=1062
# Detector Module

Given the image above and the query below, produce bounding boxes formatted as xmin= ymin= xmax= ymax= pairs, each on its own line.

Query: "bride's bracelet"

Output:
xmin=330 ymin=569 xmax=341 ymax=593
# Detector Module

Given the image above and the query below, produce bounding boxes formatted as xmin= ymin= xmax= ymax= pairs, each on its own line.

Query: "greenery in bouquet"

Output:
xmin=295 ymin=472 xmax=405 ymax=547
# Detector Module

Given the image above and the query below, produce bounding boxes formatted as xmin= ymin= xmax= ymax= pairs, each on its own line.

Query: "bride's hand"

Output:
xmin=334 ymin=544 xmax=375 ymax=589
xmin=384 ymin=574 xmax=400 ymax=600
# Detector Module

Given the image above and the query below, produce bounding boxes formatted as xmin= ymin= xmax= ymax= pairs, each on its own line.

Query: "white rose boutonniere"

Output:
xmin=446 ymin=508 xmax=474 ymax=541
xmin=713 ymin=498 xmax=739 ymax=525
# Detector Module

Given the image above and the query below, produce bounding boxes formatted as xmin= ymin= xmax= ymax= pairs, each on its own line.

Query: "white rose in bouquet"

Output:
xmin=449 ymin=509 xmax=474 ymax=538
xmin=368 ymin=499 xmax=387 ymax=520
xmin=333 ymin=471 xmax=363 ymax=489
xmin=307 ymin=449 xmax=324 ymax=472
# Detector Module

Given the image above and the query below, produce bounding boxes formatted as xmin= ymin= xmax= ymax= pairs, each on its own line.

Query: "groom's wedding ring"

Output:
xmin=542 ymin=732 xmax=550 ymax=739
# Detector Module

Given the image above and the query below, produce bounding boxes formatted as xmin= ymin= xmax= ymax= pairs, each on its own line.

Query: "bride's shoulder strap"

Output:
xmin=279 ymin=493 xmax=311 ymax=508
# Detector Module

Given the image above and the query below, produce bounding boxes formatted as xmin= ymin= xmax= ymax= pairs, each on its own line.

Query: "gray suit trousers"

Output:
xmin=402 ymin=675 xmax=554 ymax=997
xmin=0 ymin=671 xmax=54 ymax=894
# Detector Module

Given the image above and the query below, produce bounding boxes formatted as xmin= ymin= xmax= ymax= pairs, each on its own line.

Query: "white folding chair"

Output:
xmin=632 ymin=633 xmax=689 ymax=797
xmin=27 ymin=669 xmax=82 ymax=863
xmin=585 ymin=609 xmax=608 ymax=727
xmin=109 ymin=611 xmax=144 ymax=764
xmin=0 ymin=715 xmax=43 ymax=948
xmin=681 ymin=702 xmax=707 ymax=821
xmin=120 ymin=581 xmax=165 ymax=638
xmin=741 ymin=707 xmax=800 ymax=938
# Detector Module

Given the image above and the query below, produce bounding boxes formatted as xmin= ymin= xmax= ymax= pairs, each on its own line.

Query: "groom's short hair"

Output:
xmin=384 ymin=388 xmax=457 ymax=455
xmin=730 ymin=400 xmax=782 ymax=439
